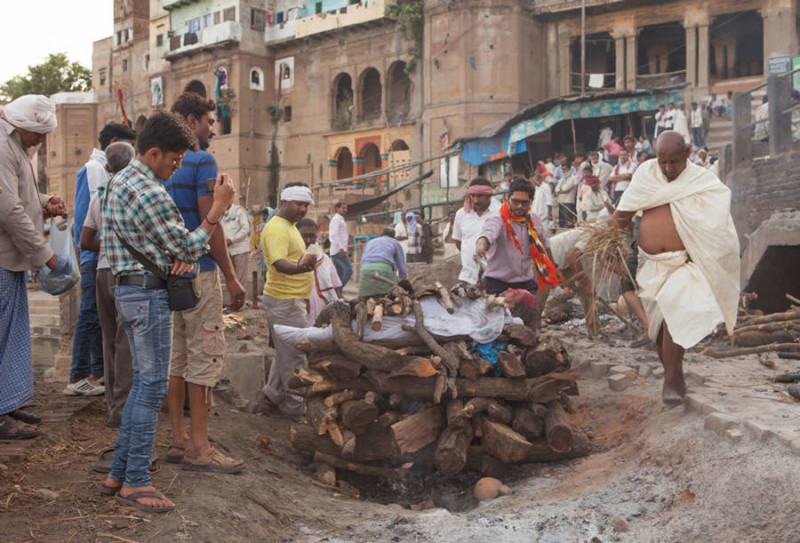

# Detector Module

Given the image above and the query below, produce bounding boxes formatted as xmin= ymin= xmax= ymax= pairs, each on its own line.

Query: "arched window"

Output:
xmin=335 ymin=147 xmax=353 ymax=180
xmin=250 ymin=67 xmax=264 ymax=91
xmin=391 ymin=139 xmax=409 ymax=151
xmin=184 ymin=79 xmax=207 ymax=97
xmin=360 ymin=143 xmax=382 ymax=186
xmin=359 ymin=67 xmax=382 ymax=120
xmin=386 ymin=61 xmax=411 ymax=121
xmin=332 ymin=73 xmax=353 ymax=130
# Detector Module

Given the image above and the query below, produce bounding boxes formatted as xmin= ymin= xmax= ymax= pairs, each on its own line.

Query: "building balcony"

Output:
xmin=532 ymin=0 xmax=628 ymax=15
xmin=162 ymin=0 xmax=202 ymax=11
xmin=295 ymin=0 xmax=386 ymax=39
xmin=165 ymin=21 xmax=241 ymax=59
xmin=265 ymin=18 xmax=296 ymax=44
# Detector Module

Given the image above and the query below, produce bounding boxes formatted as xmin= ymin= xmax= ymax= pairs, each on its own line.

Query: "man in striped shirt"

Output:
xmin=101 ymin=111 xmax=235 ymax=513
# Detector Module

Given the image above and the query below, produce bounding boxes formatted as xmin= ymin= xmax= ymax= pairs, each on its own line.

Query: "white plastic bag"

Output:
xmin=38 ymin=217 xmax=80 ymax=295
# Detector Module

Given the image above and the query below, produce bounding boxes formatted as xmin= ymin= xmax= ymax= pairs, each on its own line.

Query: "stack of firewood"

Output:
xmin=705 ymin=294 xmax=800 ymax=359
xmin=285 ymin=281 xmax=589 ymax=484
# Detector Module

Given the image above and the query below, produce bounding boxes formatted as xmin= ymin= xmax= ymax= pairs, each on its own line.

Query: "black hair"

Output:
xmin=136 ymin=111 xmax=196 ymax=155
xmin=98 ymin=122 xmax=136 ymax=150
xmin=284 ymin=182 xmax=309 ymax=188
xmin=171 ymin=92 xmax=216 ymax=122
xmin=296 ymin=218 xmax=317 ymax=230
xmin=508 ymin=177 xmax=534 ymax=198
xmin=468 ymin=176 xmax=492 ymax=187
xmin=623 ymin=135 xmax=635 ymax=142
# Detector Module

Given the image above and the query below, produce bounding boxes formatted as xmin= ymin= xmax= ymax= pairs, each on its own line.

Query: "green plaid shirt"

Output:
xmin=101 ymin=158 xmax=211 ymax=277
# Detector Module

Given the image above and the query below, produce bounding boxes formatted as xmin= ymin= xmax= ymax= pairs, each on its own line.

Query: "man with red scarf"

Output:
xmin=475 ymin=178 xmax=561 ymax=297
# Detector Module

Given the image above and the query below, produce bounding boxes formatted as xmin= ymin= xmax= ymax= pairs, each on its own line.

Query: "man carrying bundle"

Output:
xmin=611 ymin=131 xmax=740 ymax=405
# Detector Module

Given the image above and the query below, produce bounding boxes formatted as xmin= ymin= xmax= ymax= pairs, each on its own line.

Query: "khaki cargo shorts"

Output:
xmin=169 ymin=270 xmax=226 ymax=387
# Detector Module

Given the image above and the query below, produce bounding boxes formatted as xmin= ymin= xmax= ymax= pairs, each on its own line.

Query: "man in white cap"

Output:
xmin=0 ymin=95 xmax=70 ymax=439
xmin=259 ymin=182 xmax=315 ymax=418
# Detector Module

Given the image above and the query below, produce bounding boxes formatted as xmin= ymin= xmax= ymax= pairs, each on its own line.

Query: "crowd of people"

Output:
xmin=0 ymin=91 xmax=739 ymax=514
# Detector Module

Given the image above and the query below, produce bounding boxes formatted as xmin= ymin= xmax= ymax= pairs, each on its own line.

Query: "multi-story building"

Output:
xmin=46 ymin=0 xmax=800 ymax=216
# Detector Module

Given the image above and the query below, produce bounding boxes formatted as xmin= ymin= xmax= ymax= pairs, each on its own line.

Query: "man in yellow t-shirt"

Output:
xmin=260 ymin=184 xmax=315 ymax=417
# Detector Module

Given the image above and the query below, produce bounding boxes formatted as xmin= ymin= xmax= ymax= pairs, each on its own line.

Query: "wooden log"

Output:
xmin=466 ymin=433 xmax=591 ymax=467
xmin=341 ymin=430 xmax=357 ymax=458
xmin=445 ymin=398 xmax=467 ymax=428
xmin=341 ymin=399 xmax=379 ymax=429
xmin=315 ymin=355 xmax=363 ymax=381
xmin=704 ymin=343 xmax=800 ymax=358
xmin=463 ymin=397 xmax=492 ymax=418
xmin=391 ymin=406 xmax=445 ymax=454
xmin=366 ymin=297 xmax=376 ymax=316
xmin=329 ymin=300 xmax=403 ymax=371
xmin=378 ymin=410 xmax=402 ymax=427
xmin=436 ymin=281 xmax=456 ymax=314
xmin=730 ymin=319 xmax=800 ymax=336
xmin=371 ymin=302 xmax=384 ymax=332
xmin=388 ymin=356 xmax=440 ymax=379
xmin=324 ymin=389 xmax=362 ymax=408
xmin=476 ymin=359 xmax=494 ymax=376
xmin=502 ymin=323 xmax=538 ymax=347
xmin=472 ymin=414 xmax=485 ymax=438
xmin=458 ymin=357 xmax=480 ymax=381
xmin=394 ymin=345 xmax=432 ymax=356
xmin=487 ymin=402 xmax=514 ymax=425
xmin=544 ymin=401 xmax=574 ymax=453
xmin=308 ymin=397 xmax=337 ymax=436
xmin=733 ymin=330 xmax=795 ymax=347
xmin=523 ymin=335 xmax=571 ymax=377
xmin=404 ymin=299 xmax=460 ymax=383
xmin=296 ymin=335 xmax=338 ymax=354
xmin=314 ymin=451 xmax=414 ymax=481
xmin=497 ymin=351 xmax=526 ymax=379
xmin=434 ymin=424 xmax=474 ymax=476
xmin=482 ymin=420 xmax=533 ymax=463
xmin=315 ymin=460 xmax=337 ymax=486
xmin=737 ymin=309 xmax=800 ymax=327
xmin=512 ymin=407 xmax=544 ymax=440
xmin=370 ymin=271 xmax=398 ymax=288
xmin=355 ymin=301 xmax=367 ymax=340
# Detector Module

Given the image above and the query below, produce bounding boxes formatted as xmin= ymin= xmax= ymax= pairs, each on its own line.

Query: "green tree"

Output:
xmin=0 ymin=53 xmax=92 ymax=101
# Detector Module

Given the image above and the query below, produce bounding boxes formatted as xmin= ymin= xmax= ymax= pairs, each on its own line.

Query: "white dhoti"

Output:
xmin=618 ymin=159 xmax=740 ymax=349
xmin=637 ymin=249 xmax=725 ymax=348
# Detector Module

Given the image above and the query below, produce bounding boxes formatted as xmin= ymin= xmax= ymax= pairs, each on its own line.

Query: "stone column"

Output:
xmin=614 ymin=36 xmax=626 ymax=89
xmin=625 ymin=33 xmax=637 ymax=90
xmin=685 ymin=25 xmax=697 ymax=87
xmin=762 ymin=0 xmax=799 ymax=70
xmin=697 ymin=24 xmax=710 ymax=90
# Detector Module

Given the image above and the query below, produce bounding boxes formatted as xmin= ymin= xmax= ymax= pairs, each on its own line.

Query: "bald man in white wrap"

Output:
xmin=0 ymin=95 xmax=70 ymax=439
xmin=612 ymin=131 xmax=740 ymax=405
xmin=259 ymin=184 xmax=315 ymax=418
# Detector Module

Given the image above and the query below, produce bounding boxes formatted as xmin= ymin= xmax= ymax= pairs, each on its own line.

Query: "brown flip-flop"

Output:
xmin=0 ymin=415 xmax=40 ymax=440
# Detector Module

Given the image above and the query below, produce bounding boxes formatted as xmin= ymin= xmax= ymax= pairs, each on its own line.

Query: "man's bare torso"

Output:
xmin=638 ymin=204 xmax=685 ymax=254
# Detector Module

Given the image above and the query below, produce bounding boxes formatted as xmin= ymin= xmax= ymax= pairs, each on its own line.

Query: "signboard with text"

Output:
xmin=768 ymin=55 xmax=792 ymax=75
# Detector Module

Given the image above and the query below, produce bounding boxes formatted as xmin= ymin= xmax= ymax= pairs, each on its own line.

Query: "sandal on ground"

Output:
xmin=181 ymin=447 xmax=245 ymax=474
xmin=0 ymin=415 xmax=40 ymax=440
xmin=10 ymin=409 xmax=42 ymax=424
xmin=166 ymin=444 xmax=185 ymax=464
xmin=115 ymin=490 xmax=174 ymax=513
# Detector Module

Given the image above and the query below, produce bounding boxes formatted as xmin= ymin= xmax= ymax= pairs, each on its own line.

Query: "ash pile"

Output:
xmin=278 ymin=279 xmax=591 ymax=483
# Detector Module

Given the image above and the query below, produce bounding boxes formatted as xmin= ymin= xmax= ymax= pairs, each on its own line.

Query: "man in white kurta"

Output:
xmin=613 ymin=131 xmax=740 ymax=405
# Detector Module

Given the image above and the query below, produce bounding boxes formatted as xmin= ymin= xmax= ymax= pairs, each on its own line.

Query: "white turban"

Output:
xmin=280 ymin=186 xmax=313 ymax=203
xmin=0 ymin=95 xmax=57 ymax=134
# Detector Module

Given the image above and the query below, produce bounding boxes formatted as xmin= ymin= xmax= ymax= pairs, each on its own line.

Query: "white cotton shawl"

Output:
xmin=617 ymin=159 xmax=740 ymax=336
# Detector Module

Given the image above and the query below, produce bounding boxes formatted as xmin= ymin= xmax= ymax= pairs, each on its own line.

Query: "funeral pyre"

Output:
xmin=277 ymin=277 xmax=590 ymax=484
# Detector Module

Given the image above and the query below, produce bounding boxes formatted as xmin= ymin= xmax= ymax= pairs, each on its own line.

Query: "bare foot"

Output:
xmin=103 ymin=476 xmax=123 ymax=491
xmin=119 ymin=485 xmax=175 ymax=510
xmin=662 ymin=382 xmax=687 ymax=406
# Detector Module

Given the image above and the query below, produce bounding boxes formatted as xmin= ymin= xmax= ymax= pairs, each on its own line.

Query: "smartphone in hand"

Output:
xmin=206 ymin=178 xmax=217 ymax=193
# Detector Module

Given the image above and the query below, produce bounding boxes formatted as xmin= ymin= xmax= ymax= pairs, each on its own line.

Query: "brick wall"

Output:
xmin=730 ymin=147 xmax=800 ymax=241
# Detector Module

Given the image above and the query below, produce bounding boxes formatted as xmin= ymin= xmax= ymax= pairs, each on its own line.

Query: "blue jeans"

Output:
xmin=110 ymin=286 xmax=172 ymax=488
xmin=70 ymin=260 xmax=103 ymax=381
xmin=332 ymin=252 xmax=353 ymax=287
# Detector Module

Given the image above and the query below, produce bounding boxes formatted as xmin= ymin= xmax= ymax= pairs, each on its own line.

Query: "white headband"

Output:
xmin=280 ymin=186 xmax=313 ymax=203
xmin=0 ymin=95 xmax=57 ymax=134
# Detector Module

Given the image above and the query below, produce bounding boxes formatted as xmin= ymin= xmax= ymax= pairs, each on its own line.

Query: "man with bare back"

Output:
xmin=612 ymin=131 xmax=740 ymax=405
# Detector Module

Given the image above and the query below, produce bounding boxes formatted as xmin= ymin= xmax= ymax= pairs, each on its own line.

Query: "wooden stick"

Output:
xmin=370 ymin=271 xmax=397 ymax=287
xmin=737 ymin=309 xmax=800 ymax=327
xmin=355 ymin=301 xmax=367 ymax=341
xmin=704 ymin=343 xmax=800 ymax=358
xmin=435 ymin=281 xmax=455 ymax=314
xmin=313 ymin=451 xmax=414 ymax=481
xmin=371 ymin=302 xmax=384 ymax=332
xmin=595 ymin=295 xmax=643 ymax=336
xmin=786 ymin=293 xmax=800 ymax=306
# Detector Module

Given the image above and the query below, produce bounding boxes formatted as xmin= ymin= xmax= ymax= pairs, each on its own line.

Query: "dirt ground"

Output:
xmin=3 ymin=310 xmax=800 ymax=543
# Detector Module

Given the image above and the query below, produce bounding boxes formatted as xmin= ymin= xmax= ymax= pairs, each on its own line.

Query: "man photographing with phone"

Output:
xmin=163 ymin=92 xmax=245 ymax=477
xmin=101 ymin=111 xmax=236 ymax=512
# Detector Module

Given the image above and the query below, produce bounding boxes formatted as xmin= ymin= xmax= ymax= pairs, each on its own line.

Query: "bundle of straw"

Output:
xmin=576 ymin=223 xmax=633 ymax=287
